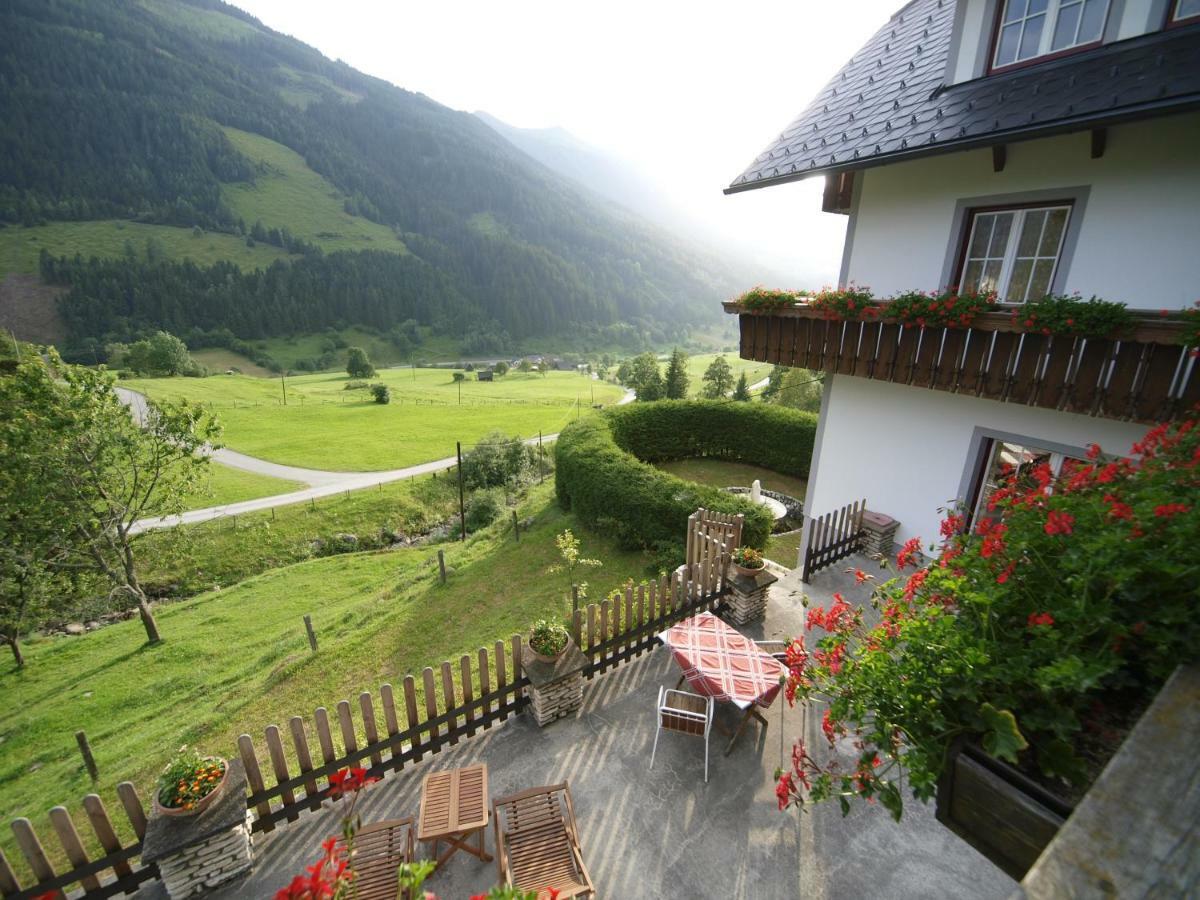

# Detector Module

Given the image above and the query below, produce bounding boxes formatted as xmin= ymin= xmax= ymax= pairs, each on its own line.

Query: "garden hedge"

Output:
xmin=555 ymin=401 xmax=818 ymax=552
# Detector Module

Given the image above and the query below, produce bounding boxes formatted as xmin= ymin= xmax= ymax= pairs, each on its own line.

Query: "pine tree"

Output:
xmin=663 ymin=348 xmax=690 ymax=399
xmin=732 ymin=371 xmax=751 ymax=401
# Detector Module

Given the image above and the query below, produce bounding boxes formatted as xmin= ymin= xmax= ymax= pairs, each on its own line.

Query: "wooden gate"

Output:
xmin=686 ymin=508 xmax=742 ymax=595
xmin=801 ymin=499 xmax=865 ymax=582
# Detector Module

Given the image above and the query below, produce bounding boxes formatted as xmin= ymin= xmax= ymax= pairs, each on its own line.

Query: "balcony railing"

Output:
xmin=724 ymin=302 xmax=1197 ymax=424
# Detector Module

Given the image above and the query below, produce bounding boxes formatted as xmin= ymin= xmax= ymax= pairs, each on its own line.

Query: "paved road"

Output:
xmin=119 ymin=386 xmax=633 ymax=533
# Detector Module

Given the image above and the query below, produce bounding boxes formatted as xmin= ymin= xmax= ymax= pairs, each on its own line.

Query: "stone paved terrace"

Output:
xmin=137 ymin=556 xmax=1014 ymax=899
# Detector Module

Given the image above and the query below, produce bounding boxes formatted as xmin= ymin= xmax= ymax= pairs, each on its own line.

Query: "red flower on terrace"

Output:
xmin=1154 ymin=503 xmax=1190 ymax=518
xmin=853 ymin=568 xmax=871 ymax=584
xmin=328 ymin=766 xmax=377 ymax=799
xmin=996 ymin=561 xmax=1017 ymax=584
xmin=896 ymin=537 xmax=922 ymax=569
xmin=776 ymin=771 xmax=796 ymax=810
xmin=1086 ymin=442 xmax=1102 ymax=459
xmin=1044 ymin=510 xmax=1074 ymax=536
xmin=939 ymin=512 xmax=965 ymax=539
xmin=821 ymin=709 xmax=840 ymax=745
xmin=1027 ymin=612 xmax=1055 ymax=629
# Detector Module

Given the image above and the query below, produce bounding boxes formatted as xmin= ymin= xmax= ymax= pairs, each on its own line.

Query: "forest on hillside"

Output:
xmin=0 ymin=0 xmax=739 ymax=355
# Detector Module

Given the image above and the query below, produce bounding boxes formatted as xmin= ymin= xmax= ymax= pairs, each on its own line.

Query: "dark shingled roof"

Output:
xmin=726 ymin=0 xmax=1200 ymax=194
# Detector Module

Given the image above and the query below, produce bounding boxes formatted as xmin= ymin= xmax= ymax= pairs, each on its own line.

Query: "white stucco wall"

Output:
xmin=806 ymin=375 xmax=1147 ymax=550
xmin=844 ymin=113 xmax=1200 ymax=308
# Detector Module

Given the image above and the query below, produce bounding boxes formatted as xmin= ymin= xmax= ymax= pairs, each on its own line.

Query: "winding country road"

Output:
xmin=119 ymin=387 xmax=634 ymax=533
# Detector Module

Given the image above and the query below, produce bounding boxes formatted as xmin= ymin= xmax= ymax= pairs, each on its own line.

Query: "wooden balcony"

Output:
xmin=724 ymin=302 xmax=1198 ymax=424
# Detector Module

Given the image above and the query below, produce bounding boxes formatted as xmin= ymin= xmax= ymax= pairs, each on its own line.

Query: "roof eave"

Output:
xmin=724 ymin=93 xmax=1200 ymax=196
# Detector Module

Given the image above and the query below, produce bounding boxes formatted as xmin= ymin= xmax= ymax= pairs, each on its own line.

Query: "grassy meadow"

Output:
xmin=125 ymin=368 xmax=625 ymax=470
xmin=184 ymin=461 xmax=303 ymax=511
xmin=681 ymin=353 xmax=774 ymax=396
xmin=0 ymin=482 xmax=651 ymax=877
xmin=220 ymin=127 xmax=409 ymax=256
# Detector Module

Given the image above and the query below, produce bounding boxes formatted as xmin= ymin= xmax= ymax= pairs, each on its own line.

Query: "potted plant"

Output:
xmin=154 ymin=745 xmax=229 ymax=817
xmin=773 ymin=417 xmax=1199 ymax=880
xmin=731 ymin=545 xmax=766 ymax=577
xmin=528 ymin=618 xmax=572 ymax=663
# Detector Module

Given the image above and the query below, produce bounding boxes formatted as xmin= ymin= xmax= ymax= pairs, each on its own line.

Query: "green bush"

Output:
xmin=555 ymin=400 xmax=819 ymax=552
xmin=371 ymin=383 xmax=390 ymax=404
xmin=460 ymin=432 xmax=534 ymax=490
xmin=464 ymin=490 xmax=504 ymax=532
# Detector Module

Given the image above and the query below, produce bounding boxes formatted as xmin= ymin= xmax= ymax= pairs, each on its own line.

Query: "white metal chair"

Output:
xmin=649 ymin=685 xmax=715 ymax=782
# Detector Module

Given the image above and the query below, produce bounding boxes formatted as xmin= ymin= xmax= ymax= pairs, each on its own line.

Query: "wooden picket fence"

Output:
xmin=0 ymin=783 xmax=156 ymax=900
xmin=801 ymin=498 xmax=866 ymax=582
xmin=1 ymin=547 xmax=733 ymax=897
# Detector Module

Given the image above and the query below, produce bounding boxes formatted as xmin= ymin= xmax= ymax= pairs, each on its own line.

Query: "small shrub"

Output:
xmin=529 ymin=619 xmax=570 ymax=656
xmin=371 ymin=383 xmax=390 ymax=404
xmin=464 ymin=490 xmax=503 ymax=532
xmin=460 ymin=431 xmax=534 ymax=489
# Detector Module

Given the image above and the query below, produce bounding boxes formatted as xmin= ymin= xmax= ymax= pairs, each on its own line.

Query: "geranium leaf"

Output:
xmin=979 ymin=703 xmax=1028 ymax=763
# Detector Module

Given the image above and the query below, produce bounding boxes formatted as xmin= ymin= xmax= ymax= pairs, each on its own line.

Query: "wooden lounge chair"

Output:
xmin=492 ymin=783 xmax=594 ymax=899
xmin=334 ymin=817 xmax=415 ymax=900
xmin=650 ymin=685 xmax=715 ymax=781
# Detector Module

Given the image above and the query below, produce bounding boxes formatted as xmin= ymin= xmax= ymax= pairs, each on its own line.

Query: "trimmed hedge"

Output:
xmin=555 ymin=401 xmax=818 ymax=552
xmin=605 ymin=400 xmax=817 ymax=477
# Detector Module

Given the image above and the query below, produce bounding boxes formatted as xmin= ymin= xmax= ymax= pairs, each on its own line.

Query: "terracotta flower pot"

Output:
xmin=153 ymin=757 xmax=229 ymax=818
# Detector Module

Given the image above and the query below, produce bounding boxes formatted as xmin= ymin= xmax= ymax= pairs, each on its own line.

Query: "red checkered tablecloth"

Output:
xmin=661 ymin=612 xmax=784 ymax=709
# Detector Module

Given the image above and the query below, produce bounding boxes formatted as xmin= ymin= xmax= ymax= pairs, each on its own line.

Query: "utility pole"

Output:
xmin=456 ymin=442 xmax=466 ymax=541
xmin=411 ymin=353 xmax=415 ymax=381
xmin=280 ymin=371 xmax=287 ymax=406
xmin=457 ymin=378 xmax=462 ymax=405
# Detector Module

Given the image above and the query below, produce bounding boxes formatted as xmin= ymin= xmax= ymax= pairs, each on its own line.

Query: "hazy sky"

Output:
xmin=230 ymin=0 xmax=901 ymax=286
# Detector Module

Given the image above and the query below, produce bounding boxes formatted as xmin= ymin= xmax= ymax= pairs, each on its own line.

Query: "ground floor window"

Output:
xmin=967 ymin=436 xmax=1087 ymax=527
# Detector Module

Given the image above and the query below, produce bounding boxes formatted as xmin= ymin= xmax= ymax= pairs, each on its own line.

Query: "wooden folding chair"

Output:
xmin=334 ymin=817 xmax=415 ymax=900
xmin=650 ymin=685 xmax=715 ymax=782
xmin=492 ymin=783 xmax=594 ymax=899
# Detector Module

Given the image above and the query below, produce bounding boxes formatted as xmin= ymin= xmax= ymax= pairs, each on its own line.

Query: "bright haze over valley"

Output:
xmin=229 ymin=0 xmax=901 ymax=290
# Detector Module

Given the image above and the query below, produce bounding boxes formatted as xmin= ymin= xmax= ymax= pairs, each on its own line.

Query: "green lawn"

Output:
xmin=683 ymin=353 xmax=774 ymax=397
xmin=0 ymin=219 xmax=291 ymax=278
xmin=0 ymin=483 xmax=650 ymax=878
xmin=221 ymin=127 xmax=409 ymax=256
xmin=253 ymin=327 xmax=463 ymax=372
xmin=125 ymin=369 xmax=624 ymax=470
xmin=765 ymin=530 xmax=803 ymax=568
xmin=652 ymin=457 xmax=807 ymax=500
xmin=191 ymin=348 xmax=275 ymax=378
xmin=184 ymin=461 xmax=303 ymax=511
xmin=137 ymin=475 xmax=460 ymax=597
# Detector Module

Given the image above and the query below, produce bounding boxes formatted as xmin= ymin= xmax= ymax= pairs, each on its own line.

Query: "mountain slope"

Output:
xmin=0 ymin=0 xmax=740 ymax=353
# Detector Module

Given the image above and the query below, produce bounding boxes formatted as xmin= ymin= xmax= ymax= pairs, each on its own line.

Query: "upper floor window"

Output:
xmin=1172 ymin=0 xmax=1200 ymax=24
xmin=957 ymin=204 xmax=1072 ymax=302
xmin=992 ymin=0 xmax=1111 ymax=70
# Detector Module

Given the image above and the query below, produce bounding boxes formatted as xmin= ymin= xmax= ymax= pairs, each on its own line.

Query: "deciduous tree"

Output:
xmin=732 ymin=371 xmax=751 ymax=401
xmin=701 ymin=355 xmax=734 ymax=399
xmin=0 ymin=352 xmax=220 ymax=646
xmin=346 ymin=346 xmax=376 ymax=379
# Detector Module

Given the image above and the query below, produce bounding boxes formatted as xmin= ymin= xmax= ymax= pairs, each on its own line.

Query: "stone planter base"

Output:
xmin=861 ymin=510 xmax=900 ymax=559
xmin=141 ymin=759 xmax=254 ymax=899
xmin=158 ymin=811 xmax=254 ymax=898
xmin=522 ymin=641 xmax=588 ymax=727
xmin=724 ymin=568 xmax=778 ymax=625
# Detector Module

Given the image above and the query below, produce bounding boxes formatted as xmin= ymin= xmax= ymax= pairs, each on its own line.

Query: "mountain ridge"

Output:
xmin=0 ymin=0 xmax=742 ymax=356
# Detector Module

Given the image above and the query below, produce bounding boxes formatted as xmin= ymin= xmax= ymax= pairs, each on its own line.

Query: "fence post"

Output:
xmin=512 ymin=510 xmax=520 ymax=542
xmin=304 ymin=615 xmax=318 ymax=652
xmin=75 ymin=730 xmax=99 ymax=781
xmin=538 ymin=431 xmax=544 ymax=483
xmin=437 ymin=550 xmax=447 ymax=585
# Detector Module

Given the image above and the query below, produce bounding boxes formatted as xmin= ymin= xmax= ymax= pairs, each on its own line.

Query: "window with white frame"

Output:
xmin=957 ymin=204 xmax=1071 ymax=302
xmin=1172 ymin=0 xmax=1200 ymax=23
xmin=992 ymin=0 xmax=1111 ymax=69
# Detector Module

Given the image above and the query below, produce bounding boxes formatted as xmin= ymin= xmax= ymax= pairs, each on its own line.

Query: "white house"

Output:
xmin=724 ymin=0 xmax=1200 ymax=565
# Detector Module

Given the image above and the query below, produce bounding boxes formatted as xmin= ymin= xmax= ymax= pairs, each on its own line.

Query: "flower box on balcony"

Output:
xmin=934 ymin=740 xmax=1073 ymax=881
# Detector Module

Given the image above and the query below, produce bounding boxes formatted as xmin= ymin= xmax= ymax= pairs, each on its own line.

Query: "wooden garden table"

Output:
xmin=659 ymin=611 xmax=785 ymax=755
xmin=418 ymin=762 xmax=493 ymax=866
